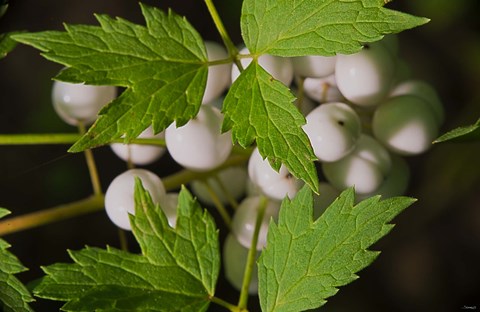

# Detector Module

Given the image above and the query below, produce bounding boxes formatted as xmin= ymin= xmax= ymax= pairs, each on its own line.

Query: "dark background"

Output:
xmin=1 ymin=0 xmax=479 ymax=311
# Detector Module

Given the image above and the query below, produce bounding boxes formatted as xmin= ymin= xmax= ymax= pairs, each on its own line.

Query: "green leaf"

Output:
xmin=241 ymin=0 xmax=429 ymax=56
xmin=0 ymin=32 xmax=22 ymax=59
xmin=434 ymin=118 xmax=480 ymax=143
xmin=13 ymin=3 xmax=208 ymax=152
xmin=0 ymin=208 xmax=35 ymax=312
xmin=33 ymin=181 xmax=220 ymax=311
xmin=223 ymin=62 xmax=318 ymax=191
xmin=258 ymin=186 xmax=416 ymax=312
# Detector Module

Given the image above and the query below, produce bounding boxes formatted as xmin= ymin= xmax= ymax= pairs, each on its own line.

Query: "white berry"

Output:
xmin=231 ymin=47 xmax=293 ymax=86
xmin=104 ymin=169 xmax=166 ymax=230
xmin=110 ymin=127 xmax=166 ymax=165
xmin=190 ymin=166 xmax=248 ymax=206
xmin=52 ymin=80 xmax=116 ymax=126
xmin=335 ymin=42 xmax=396 ymax=106
xmin=248 ymin=147 xmax=303 ymax=200
xmin=372 ymin=95 xmax=439 ymax=155
xmin=231 ymin=196 xmax=280 ymax=250
xmin=292 ymin=55 xmax=336 ymax=78
xmin=301 ymin=74 xmax=345 ymax=104
xmin=202 ymin=41 xmax=231 ymax=104
xmin=322 ymin=134 xmax=391 ymax=194
xmin=303 ymin=102 xmax=362 ymax=162
xmin=165 ymin=104 xmax=233 ymax=171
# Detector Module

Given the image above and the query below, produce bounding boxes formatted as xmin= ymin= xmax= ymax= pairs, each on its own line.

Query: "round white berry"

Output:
xmin=356 ymin=154 xmax=410 ymax=201
xmin=223 ymin=234 xmax=260 ymax=294
xmin=231 ymin=47 xmax=294 ymax=86
xmin=322 ymin=134 xmax=391 ymax=194
xmin=165 ymin=104 xmax=233 ymax=171
xmin=335 ymin=42 xmax=396 ymax=106
xmin=301 ymin=74 xmax=345 ymax=104
xmin=303 ymin=102 xmax=362 ymax=162
xmin=292 ymin=55 xmax=336 ymax=78
xmin=190 ymin=166 xmax=248 ymax=206
xmin=372 ymin=95 xmax=439 ymax=155
xmin=52 ymin=80 xmax=116 ymax=126
xmin=161 ymin=192 xmax=179 ymax=228
xmin=390 ymin=79 xmax=444 ymax=125
xmin=104 ymin=169 xmax=166 ymax=230
xmin=248 ymin=147 xmax=303 ymax=200
xmin=110 ymin=127 xmax=166 ymax=165
xmin=231 ymin=196 xmax=280 ymax=250
xmin=202 ymin=41 xmax=231 ymax=104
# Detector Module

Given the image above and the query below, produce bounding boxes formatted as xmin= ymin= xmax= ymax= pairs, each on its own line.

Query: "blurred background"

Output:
xmin=0 ymin=0 xmax=479 ymax=311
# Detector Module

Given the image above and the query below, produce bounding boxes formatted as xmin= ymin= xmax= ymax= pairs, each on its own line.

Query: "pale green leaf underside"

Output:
xmin=13 ymin=3 xmax=207 ymax=152
xmin=242 ymin=0 xmax=429 ymax=56
xmin=33 ymin=182 xmax=220 ymax=312
xmin=258 ymin=186 xmax=416 ymax=312
xmin=0 ymin=208 xmax=34 ymax=312
xmin=434 ymin=118 xmax=480 ymax=143
xmin=223 ymin=62 xmax=318 ymax=191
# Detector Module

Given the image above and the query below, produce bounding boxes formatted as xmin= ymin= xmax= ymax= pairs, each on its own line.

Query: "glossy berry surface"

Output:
xmin=202 ymin=41 xmax=231 ymax=104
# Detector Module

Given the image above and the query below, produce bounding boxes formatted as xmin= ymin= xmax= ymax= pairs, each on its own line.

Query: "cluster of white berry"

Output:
xmin=50 ymin=35 xmax=443 ymax=294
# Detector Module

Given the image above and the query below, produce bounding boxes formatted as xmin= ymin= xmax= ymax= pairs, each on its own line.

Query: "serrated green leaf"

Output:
xmin=0 ymin=32 xmax=22 ymax=59
xmin=258 ymin=186 xmax=416 ymax=312
xmin=33 ymin=181 xmax=220 ymax=311
xmin=0 ymin=208 xmax=35 ymax=312
xmin=241 ymin=0 xmax=429 ymax=57
xmin=434 ymin=118 xmax=480 ymax=143
xmin=223 ymin=62 xmax=318 ymax=191
xmin=13 ymin=3 xmax=207 ymax=152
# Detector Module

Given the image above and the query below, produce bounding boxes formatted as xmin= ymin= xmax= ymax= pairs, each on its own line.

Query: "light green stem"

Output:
xmin=0 ymin=195 xmax=104 ymax=236
xmin=209 ymin=296 xmax=245 ymax=312
xmin=204 ymin=0 xmax=244 ymax=71
xmin=202 ymin=180 xmax=232 ymax=230
xmin=78 ymin=122 xmax=103 ymax=195
xmin=213 ymin=174 xmax=239 ymax=210
xmin=238 ymin=196 xmax=268 ymax=309
xmin=0 ymin=133 xmax=166 ymax=147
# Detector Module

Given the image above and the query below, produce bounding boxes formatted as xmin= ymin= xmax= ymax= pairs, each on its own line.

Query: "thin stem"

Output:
xmin=213 ymin=174 xmax=239 ymax=210
xmin=238 ymin=196 xmax=268 ymax=309
xmin=0 ymin=195 xmax=104 ymax=236
xmin=204 ymin=0 xmax=244 ymax=72
xmin=202 ymin=180 xmax=232 ymax=230
xmin=209 ymin=296 xmax=245 ymax=312
xmin=78 ymin=122 xmax=102 ymax=196
xmin=118 ymin=228 xmax=129 ymax=251
xmin=0 ymin=134 xmax=166 ymax=147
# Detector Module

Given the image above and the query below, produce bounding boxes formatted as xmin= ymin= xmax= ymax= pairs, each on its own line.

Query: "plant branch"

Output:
xmin=78 ymin=122 xmax=102 ymax=196
xmin=0 ymin=195 xmax=104 ymax=236
xmin=202 ymin=180 xmax=232 ymax=230
xmin=209 ymin=296 xmax=245 ymax=312
xmin=238 ymin=196 xmax=268 ymax=309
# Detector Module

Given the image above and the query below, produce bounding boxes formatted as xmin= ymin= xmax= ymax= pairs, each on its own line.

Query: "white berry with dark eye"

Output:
xmin=335 ymin=42 xmax=396 ymax=106
xmin=165 ymin=104 xmax=233 ymax=171
xmin=248 ymin=147 xmax=303 ymax=200
xmin=202 ymin=41 xmax=231 ymax=104
xmin=322 ymin=134 xmax=392 ymax=195
xmin=301 ymin=74 xmax=345 ymax=104
xmin=52 ymin=80 xmax=116 ymax=126
xmin=231 ymin=196 xmax=280 ymax=250
xmin=110 ymin=126 xmax=166 ymax=166
xmin=303 ymin=102 xmax=362 ymax=162
xmin=372 ymin=95 xmax=439 ymax=155
xmin=104 ymin=169 xmax=166 ymax=231
xmin=231 ymin=46 xmax=294 ymax=86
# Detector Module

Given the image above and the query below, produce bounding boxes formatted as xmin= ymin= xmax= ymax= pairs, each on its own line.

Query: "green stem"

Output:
xmin=238 ymin=196 xmax=268 ymax=309
xmin=0 ymin=195 xmax=104 ymax=236
xmin=209 ymin=296 xmax=245 ymax=312
xmin=213 ymin=174 xmax=239 ymax=210
xmin=202 ymin=180 xmax=232 ymax=230
xmin=78 ymin=122 xmax=102 ymax=196
xmin=118 ymin=228 xmax=129 ymax=251
xmin=204 ymin=0 xmax=244 ymax=71
xmin=0 ymin=133 xmax=166 ymax=147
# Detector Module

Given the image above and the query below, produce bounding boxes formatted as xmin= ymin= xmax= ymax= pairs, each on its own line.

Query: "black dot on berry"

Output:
xmin=363 ymin=44 xmax=370 ymax=50
xmin=337 ymin=120 xmax=345 ymax=126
